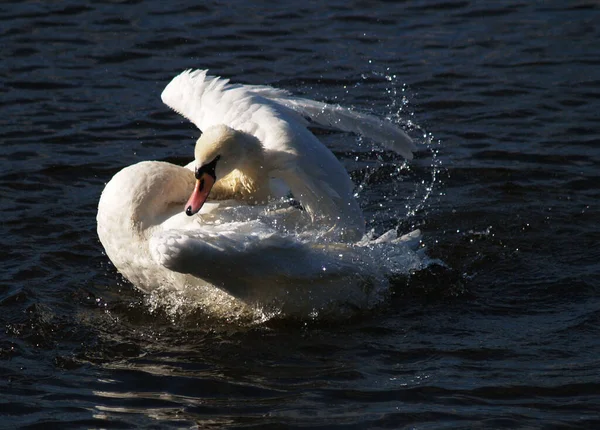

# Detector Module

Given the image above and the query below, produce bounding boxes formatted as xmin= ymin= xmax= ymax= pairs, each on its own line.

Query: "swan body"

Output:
xmin=97 ymin=70 xmax=422 ymax=319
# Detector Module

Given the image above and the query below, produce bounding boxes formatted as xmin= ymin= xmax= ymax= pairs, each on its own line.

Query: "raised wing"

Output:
xmin=268 ymin=96 xmax=416 ymax=160
xmin=161 ymin=69 xmax=415 ymax=158
xmin=160 ymin=70 xmax=415 ymax=237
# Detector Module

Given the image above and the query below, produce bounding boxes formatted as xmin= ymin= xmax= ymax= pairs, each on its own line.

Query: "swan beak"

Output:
xmin=185 ymin=174 xmax=215 ymax=216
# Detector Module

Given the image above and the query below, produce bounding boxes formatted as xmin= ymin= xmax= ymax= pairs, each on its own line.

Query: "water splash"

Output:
xmin=361 ymin=70 xmax=443 ymax=225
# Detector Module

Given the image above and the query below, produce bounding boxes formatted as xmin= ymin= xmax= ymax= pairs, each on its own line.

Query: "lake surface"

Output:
xmin=2 ymin=0 xmax=599 ymax=428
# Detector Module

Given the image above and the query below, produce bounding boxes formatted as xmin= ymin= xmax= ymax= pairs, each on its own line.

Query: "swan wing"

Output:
xmin=150 ymin=226 xmax=318 ymax=279
xmin=240 ymin=83 xmax=416 ymax=159
xmin=161 ymin=69 xmax=415 ymax=159
xmin=267 ymin=96 xmax=416 ymax=160
xmin=149 ymin=224 xmax=363 ymax=301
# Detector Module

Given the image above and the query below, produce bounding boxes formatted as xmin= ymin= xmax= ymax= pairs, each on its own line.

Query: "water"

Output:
xmin=2 ymin=0 xmax=599 ymax=428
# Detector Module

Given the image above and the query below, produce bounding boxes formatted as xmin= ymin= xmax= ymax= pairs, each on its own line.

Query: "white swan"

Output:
xmin=97 ymin=70 xmax=422 ymax=319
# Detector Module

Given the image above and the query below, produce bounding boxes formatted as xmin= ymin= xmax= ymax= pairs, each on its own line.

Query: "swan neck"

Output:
xmin=99 ymin=161 xmax=195 ymax=236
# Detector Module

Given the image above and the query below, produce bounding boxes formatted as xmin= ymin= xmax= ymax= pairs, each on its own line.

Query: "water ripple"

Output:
xmin=1 ymin=0 xmax=600 ymax=428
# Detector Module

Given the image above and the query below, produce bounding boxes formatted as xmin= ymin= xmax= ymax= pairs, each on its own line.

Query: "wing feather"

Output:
xmin=161 ymin=69 xmax=415 ymax=158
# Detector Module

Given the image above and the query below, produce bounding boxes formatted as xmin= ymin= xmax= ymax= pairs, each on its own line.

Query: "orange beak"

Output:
xmin=185 ymin=173 xmax=215 ymax=216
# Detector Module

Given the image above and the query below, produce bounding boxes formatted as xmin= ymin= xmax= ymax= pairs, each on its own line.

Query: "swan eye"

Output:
xmin=195 ymin=154 xmax=221 ymax=180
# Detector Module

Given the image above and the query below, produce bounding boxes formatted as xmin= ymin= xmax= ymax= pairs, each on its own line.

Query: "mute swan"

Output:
xmin=97 ymin=70 xmax=422 ymax=319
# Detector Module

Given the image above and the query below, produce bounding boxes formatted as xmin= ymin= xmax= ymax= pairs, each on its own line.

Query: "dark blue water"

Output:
xmin=2 ymin=1 xmax=600 ymax=428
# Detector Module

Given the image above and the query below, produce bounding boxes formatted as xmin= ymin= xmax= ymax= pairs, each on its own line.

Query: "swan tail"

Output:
xmin=270 ymin=97 xmax=417 ymax=160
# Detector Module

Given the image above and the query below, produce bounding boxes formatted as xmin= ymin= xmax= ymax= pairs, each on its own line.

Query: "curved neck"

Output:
xmin=99 ymin=161 xmax=195 ymax=237
xmin=97 ymin=161 xmax=196 ymax=290
xmin=132 ymin=163 xmax=195 ymax=232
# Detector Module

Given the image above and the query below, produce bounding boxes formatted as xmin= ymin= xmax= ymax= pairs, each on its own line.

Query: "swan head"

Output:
xmin=185 ymin=125 xmax=263 ymax=216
